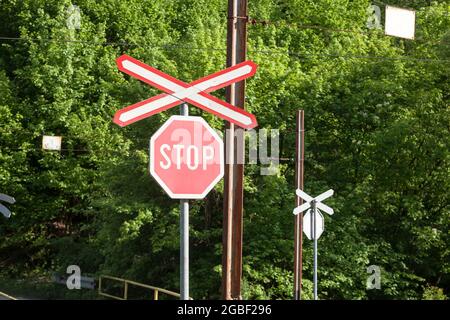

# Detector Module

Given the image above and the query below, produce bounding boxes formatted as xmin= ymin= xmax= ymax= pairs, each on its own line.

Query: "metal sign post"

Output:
xmin=180 ymin=103 xmax=189 ymax=300
xmin=293 ymin=189 xmax=334 ymax=300
xmin=311 ymin=200 xmax=318 ymax=300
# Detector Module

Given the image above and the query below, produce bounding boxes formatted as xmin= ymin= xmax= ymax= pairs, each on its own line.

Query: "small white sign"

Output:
xmin=303 ymin=209 xmax=324 ymax=240
xmin=385 ymin=5 xmax=416 ymax=40
xmin=42 ymin=136 xmax=62 ymax=151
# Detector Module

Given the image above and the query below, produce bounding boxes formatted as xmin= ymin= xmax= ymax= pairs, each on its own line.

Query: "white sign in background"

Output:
xmin=42 ymin=136 xmax=62 ymax=151
xmin=303 ymin=209 xmax=325 ymax=240
xmin=385 ymin=5 xmax=416 ymax=40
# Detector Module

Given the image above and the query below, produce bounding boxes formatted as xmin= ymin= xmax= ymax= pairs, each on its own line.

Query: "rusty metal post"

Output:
xmin=294 ymin=110 xmax=305 ymax=300
xmin=222 ymin=0 xmax=248 ymax=300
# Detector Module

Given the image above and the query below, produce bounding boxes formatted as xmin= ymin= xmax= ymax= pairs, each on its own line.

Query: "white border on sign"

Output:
xmin=149 ymin=115 xmax=224 ymax=199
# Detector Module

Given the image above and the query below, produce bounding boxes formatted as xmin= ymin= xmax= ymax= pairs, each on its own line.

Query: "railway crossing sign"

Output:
xmin=0 ymin=193 xmax=15 ymax=218
xmin=149 ymin=115 xmax=224 ymax=199
xmin=294 ymin=189 xmax=333 ymax=240
xmin=114 ymin=54 xmax=259 ymax=301
xmin=293 ymin=189 xmax=334 ymax=216
xmin=292 ymin=188 xmax=334 ymax=300
xmin=114 ymin=55 xmax=258 ymax=129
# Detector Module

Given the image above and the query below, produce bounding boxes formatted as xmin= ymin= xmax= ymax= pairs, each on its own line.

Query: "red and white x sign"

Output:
xmin=114 ymin=55 xmax=258 ymax=129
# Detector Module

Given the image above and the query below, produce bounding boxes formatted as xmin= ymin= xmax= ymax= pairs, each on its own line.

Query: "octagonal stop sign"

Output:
xmin=150 ymin=115 xmax=224 ymax=199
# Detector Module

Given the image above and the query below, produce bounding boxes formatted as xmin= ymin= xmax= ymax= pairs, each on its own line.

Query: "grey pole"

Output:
xmin=312 ymin=200 xmax=318 ymax=300
xmin=180 ymin=103 xmax=189 ymax=300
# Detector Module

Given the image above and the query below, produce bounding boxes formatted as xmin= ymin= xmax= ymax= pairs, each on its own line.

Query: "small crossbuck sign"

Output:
xmin=293 ymin=189 xmax=334 ymax=240
xmin=293 ymin=189 xmax=334 ymax=216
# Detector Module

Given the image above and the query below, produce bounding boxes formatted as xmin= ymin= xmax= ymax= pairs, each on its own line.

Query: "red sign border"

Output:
xmin=149 ymin=115 xmax=224 ymax=199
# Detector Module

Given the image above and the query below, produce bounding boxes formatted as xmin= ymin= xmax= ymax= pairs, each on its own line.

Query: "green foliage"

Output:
xmin=422 ymin=285 xmax=447 ymax=300
xmin=0 ymin=0 xmax=449 ymax=300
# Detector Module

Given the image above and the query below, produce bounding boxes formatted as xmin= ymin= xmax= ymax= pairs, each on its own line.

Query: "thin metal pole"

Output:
xmin=180 ymin=199 xmax=189 ymax=300
xmin=294 ymin=110 xmax=304 ymax=300
xmin=180 ymin=102 xmax=189 ymax=300
xmin=312 ymin=200 xmax=318 ymax=300
xmin=181 ymin=103 xmax=188 ymax=117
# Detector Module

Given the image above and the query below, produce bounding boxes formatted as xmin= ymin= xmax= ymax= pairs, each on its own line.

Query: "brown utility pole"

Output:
xmin=222 ymin=0 xmax=248 ymax=300
xmin=294 ymin=110 xmax=305 ymax=300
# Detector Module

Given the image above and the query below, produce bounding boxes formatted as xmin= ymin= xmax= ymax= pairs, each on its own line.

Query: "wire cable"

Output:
xmin=0 ymin=36 xmax=448 ymax=63
xmin=247 ymin=18 xmax=450 ymax=46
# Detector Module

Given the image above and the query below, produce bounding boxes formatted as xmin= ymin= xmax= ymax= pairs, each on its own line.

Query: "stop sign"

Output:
xmin=150 ymin=115 xmax=224 ymax=199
